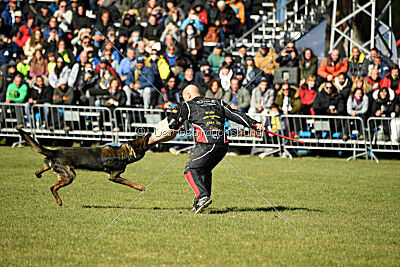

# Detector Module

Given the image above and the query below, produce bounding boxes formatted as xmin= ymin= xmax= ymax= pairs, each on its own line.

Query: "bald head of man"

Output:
xmin=182 ymin=84 xmax=200 ymax=102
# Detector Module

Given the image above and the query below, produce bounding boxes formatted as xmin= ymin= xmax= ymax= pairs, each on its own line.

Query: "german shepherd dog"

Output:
xmin=18 ymin=129 xmax=151 ymax=206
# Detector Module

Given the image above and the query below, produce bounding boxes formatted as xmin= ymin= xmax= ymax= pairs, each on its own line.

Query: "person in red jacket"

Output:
xmin=317 ymin=49 xmax=348 ymax=82
xmin=15 ymin=13 xmax=38 ymax=48
xmin=382 ymin=64 xmax=400 ymax=95
xmin=298 ymin=75 xmax=318 ymax=115
xmin=366 ymin=68 xmax=384 ymax=90
xmin=94 ymin=57 xmax=119 ymax=80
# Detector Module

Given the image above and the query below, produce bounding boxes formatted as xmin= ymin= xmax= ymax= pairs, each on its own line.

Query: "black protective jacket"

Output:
xmin=169 ymin=97 xmax=258 ymax=144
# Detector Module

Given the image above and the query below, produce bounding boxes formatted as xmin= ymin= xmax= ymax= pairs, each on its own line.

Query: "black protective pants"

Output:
xmin=184 ymin=143 xmax=228 ymax=206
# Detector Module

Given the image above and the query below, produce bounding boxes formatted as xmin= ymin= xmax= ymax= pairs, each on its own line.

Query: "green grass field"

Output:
xmin=0 ymin=146 xmax=399 ymax=265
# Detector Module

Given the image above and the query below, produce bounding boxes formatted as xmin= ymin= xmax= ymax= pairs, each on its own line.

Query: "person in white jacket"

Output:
xmin=248 ymin=77 xmax=275 ymax=115
xmin=343 ymin=88 xmax=369 ymax=141
xmin=54 ymin=0 xmax=73 ymax=33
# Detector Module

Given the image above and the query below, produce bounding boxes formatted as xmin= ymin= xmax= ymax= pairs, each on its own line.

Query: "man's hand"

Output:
xmin=327 ymin=74 xmax=333 ymax=81
xmin=6 ymin=99 xmax=11 ymax=103
xmin=351 ymin=110 xmax=356 ymax=116
xmin=134 ymin=84 xmax=141 ymax=90
xmin=254 ymin=123 xmax=265 ymax=132
xmin=230 ymin=103 xmax=239 ymax=110
xmin=257 ymin=104 xmax=263 ymax=112
xmin=375 ymin=110 xmax=382 ymax=117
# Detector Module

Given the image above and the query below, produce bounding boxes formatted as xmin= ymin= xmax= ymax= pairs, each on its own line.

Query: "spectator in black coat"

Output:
xmin=71 ymin=5 xmax=92 ymax=35
xmin=27 ymin=76 xmax=53 ymax=127
xmin=277 ymin=42 xmax=299 ymax=68
xmin=10 ymin=11 xmax=24 ymax=39
xmin=313 ymin=81 xmax=343 ymax=115
xmin=35 ymin=5 xmax=51 ymax=29
xmin=181 ymin=23 xmax=203 ymax=69
xmin=158 ymin=76 xmax=180 ymax=109
xmin=143 ymin=15 xmax=163 ymax=42
xmin=214 ymin=1 xmax=238 ymax=44
xmin=118 ymin=14 xmax=139 ymax=38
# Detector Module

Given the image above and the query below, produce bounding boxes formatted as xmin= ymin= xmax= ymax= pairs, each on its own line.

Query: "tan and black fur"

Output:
xmin=18 ymin=129 xmax=151 ymax=206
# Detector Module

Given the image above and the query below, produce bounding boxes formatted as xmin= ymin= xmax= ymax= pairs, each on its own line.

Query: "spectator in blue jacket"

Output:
xmin=1 ymin=1 xmax=17 ymax=27
xmin=123 ymin=57 xmax=155 ymax=108
xmin=180 ymin=9 xmax=204 ymax=33
xmin=118 ymin=47 xmax=136 ymax=83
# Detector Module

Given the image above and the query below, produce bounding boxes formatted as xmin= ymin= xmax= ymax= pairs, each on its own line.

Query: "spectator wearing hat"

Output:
xmin=249 ymin=77 xmax=275 ymax=115
xmin=347 ymin=47 xmax=368 ymax=81
xmin=180 ymin=8 xmax=204 ymax=33
xmin=369 ymin=54 xmax=390 ymax=80
xmin=207 ymin=43 xmax=225 ymax=74
xmin=193 ymin=0 xmax=208 ymax=25
xmin=118 ymin=14 xmax=139 ymax=39
xmin=317 ymin=48 xmax=348 ymax=82
xmin=242 ymin=56 xmax=262 ymax=92
xmin=181 ymin=23 xmax=203 ymax=69
xmin=1 ymin=0 xmax=18 ymax=27
xmin=233 ymin=68 xmax=245 ymax=85
xmin=35 ymin=5 xmax=51 ymax=29
xmin=367 ymin=48 xmax=395 ymax=73
xmin=16 ymin=13 xmax=39 ymax=48
xmin=124 ymin=56 xmax=155 ymax=108
xmin=75 ymin=62 xmax=100 ymax=105
xmin=213 ymin=1 xmax=238 ymax=44
xmin=205 ymin=79 xmax=224 ymax=99
xmin=0 ymin=36 xmax=20 ymax=71
xmin=54 ymin=0 xmax=73 ymax=33
xmin=71 ymin=5 xmax=92 ymax=35
xmin=95 ymin=56 xmax=119 ymax=80
xmin=143 ymin=15 xmax=163 ymax=42
xmin=10 ymin=10 xmax=23 ymax=38
xmin=254 ymin=43 xmax=279 ymax=80
xmin=196 ymin=69 xmax=214 ymax=96
xmin=148 ymin=48 xmax=171 ymax=90
xmin=299 ymin=48 xmax=318 ymax=84
xmin=223 ymin=77 xmax=250 ymax=112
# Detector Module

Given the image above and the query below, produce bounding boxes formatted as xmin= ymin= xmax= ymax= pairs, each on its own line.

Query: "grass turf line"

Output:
xmin=0 ymin=146 xmax=399 ymax=265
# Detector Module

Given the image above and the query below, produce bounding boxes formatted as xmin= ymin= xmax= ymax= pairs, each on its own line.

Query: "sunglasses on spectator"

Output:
xmin=325 ymin=86 xmax=332 ymax=89
xmin=60 ymin=5 xmax=66 ymax=8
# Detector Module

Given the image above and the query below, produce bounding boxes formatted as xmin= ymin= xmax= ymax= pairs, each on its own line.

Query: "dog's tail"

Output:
xmin=18 ymin=129 xmax=53 ymax=157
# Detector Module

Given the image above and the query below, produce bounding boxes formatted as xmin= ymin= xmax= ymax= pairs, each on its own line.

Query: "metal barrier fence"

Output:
xmin=367 ymin=117 xmax=400 ymax=156
xmin=30 ymin=104 xmax=114 ymax=142
xmin=1 ymin=103 xmax=399 ymax=161
xmin=280 ymin=114 xmax=370 ymax=160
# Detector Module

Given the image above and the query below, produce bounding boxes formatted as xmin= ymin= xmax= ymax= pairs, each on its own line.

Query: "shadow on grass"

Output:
xmin=82 ymin=205 xmax=322 ymax=213
xmin=208 ymin=206 xmax=322 ymax=214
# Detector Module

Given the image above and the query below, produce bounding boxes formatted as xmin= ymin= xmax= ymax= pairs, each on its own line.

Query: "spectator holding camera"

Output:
xmin=254 ymin=43 xmax=279 ymax=81
xmin=180 ymin=8 xmax=204 ymax=33
xmin=54 ymin=0 xmax=73 ymax=33
xmin=277 ymin=42 xmax=299 ymax=68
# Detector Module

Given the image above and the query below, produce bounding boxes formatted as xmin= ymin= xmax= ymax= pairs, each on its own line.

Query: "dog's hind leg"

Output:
xmin=35 ymin=159 xmax=51 ymax=178
xmin=50 ymin=165 xmax=76 ymax=206
xmin=108 ymin=171 xmax=145 ymax=191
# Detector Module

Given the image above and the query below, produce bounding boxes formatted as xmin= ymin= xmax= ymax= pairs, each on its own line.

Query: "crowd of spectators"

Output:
xmin=0 ymin=0 xmax=399 ymax=136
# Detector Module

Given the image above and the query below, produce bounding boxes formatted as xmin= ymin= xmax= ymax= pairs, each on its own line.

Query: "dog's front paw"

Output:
xmin=35 ymin=173 xmax=42 ymax=178
xmin=138 ymin=185 xmax=146 ymax=191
